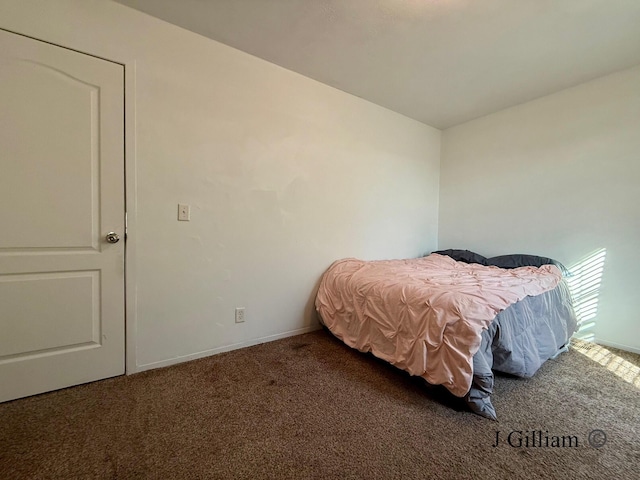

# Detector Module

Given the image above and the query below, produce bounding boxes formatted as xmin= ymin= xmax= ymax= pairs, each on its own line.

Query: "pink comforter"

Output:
xmin=315 ymin=253 xmax=562 ymax=396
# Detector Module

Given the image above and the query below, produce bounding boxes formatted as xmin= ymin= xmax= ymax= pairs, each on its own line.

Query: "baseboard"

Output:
xmin=134 ymin=325 xmax=323 ymax=373
xmin=593 ymin=338 xmax=640 ymax=355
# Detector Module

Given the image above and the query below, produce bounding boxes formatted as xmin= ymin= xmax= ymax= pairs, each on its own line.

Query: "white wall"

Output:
xmin=0 ymin=0 xmax=441 ymax=369
xmin=439 ymin=65 xmax=640 ymax=353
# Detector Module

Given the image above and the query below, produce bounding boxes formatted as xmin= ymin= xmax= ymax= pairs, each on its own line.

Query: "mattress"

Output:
xmin=315 ymin=253 xmax=577 ymax=419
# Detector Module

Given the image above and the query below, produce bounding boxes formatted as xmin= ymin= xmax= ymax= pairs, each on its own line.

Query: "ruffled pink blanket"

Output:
xmin=315 ymin=253 xmax=561 ymax=396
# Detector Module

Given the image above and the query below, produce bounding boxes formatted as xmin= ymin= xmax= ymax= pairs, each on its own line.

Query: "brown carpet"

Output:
xmin=1 ymin=330 xmax=639 ymax=480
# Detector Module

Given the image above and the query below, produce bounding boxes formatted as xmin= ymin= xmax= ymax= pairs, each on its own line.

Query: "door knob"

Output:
xmin=105 ymin=232 xmax=120 ymax=244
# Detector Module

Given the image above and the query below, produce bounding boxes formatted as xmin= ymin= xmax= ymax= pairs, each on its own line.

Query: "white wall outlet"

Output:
xmin=235 ymin=307 xmax=245 ymax=323
xmin=178 ymin=204 xmax=190 ymax=221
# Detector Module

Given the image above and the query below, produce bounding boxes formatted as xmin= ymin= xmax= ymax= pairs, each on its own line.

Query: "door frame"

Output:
xmin=123 ymin=58 xmax=139 ymax=375
xmin=0 ymin=27 xmax=140 ymax=375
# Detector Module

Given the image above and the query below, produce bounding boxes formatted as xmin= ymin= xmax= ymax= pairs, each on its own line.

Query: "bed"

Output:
xmin=314 ymin=250 xmax=578 ymax=419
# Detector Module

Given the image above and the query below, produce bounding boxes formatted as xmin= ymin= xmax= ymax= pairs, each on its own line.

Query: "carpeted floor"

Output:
xmin=1 ymin=330 xmax=638 ymax=480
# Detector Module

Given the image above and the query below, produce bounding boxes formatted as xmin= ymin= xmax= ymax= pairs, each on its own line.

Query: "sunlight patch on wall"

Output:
xmin=572 ymin=339 xmax=640 ymax=389
xmin=567 ymin=248 xmax=606 ymax=342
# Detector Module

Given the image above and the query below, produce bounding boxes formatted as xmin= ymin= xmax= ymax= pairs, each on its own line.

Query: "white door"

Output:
xmin=0 ymin=30 xmax=125 ymax=402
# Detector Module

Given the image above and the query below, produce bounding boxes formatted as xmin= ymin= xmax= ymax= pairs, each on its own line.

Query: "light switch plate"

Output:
xmin=178 ymin=204 xmax=190 ymax=221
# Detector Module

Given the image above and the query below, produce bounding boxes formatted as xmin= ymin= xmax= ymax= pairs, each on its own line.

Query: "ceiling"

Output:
xmin=114 ymin=0 xmax=640 ymax=129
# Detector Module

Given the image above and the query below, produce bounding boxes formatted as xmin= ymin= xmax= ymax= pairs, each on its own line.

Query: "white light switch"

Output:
xmin=178 ymin=204 xmax=190 ymax=221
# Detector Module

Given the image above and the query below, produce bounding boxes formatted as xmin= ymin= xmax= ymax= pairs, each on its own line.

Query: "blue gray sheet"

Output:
xmin=434 ymin=250 xmax=578 ymax=419
xmin=465 ymin=279 xmax=577 ymax=419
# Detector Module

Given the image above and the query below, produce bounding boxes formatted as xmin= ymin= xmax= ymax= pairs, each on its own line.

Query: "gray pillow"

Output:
xmin=486 ymin=254 xmax=569 ymax=276
xmin=432 ymin=249 xmax=488 ymax=266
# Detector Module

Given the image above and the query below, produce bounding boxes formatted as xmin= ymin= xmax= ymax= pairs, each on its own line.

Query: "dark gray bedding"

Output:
xmin=466 ymin=279 xmax=577 ymax=419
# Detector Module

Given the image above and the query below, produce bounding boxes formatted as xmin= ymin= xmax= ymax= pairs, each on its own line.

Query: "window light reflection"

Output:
xmin=572 ymin=339 xmax=640 ymax=389
xmin=567 ymin=248 xmax=606 ymax=342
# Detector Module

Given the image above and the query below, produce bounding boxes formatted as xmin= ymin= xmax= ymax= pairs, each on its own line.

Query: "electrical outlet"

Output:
xmin=235 ymin=307 xmax=245 ymax=323
xmin=178 ymin=204 xmax=190 ymax=221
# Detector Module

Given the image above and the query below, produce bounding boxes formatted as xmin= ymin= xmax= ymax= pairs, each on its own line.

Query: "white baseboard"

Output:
xmin=133 ymin=325 xmax=323 ymax=373
xmin=593 ymin=338 xmax=640 ymax=355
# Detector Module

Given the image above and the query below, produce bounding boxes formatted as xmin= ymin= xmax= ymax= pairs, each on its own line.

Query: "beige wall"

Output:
xmin=0 ymin=0 xmax=441 ymax=369
xmin=7 ymin=0 xmax=634 ymax=370
xmin=440 ymin=65 xmax=640 ymax=353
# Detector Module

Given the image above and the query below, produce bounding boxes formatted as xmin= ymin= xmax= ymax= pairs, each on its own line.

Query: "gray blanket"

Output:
xmin=465 ymin=279 xmax=578 ymax=419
